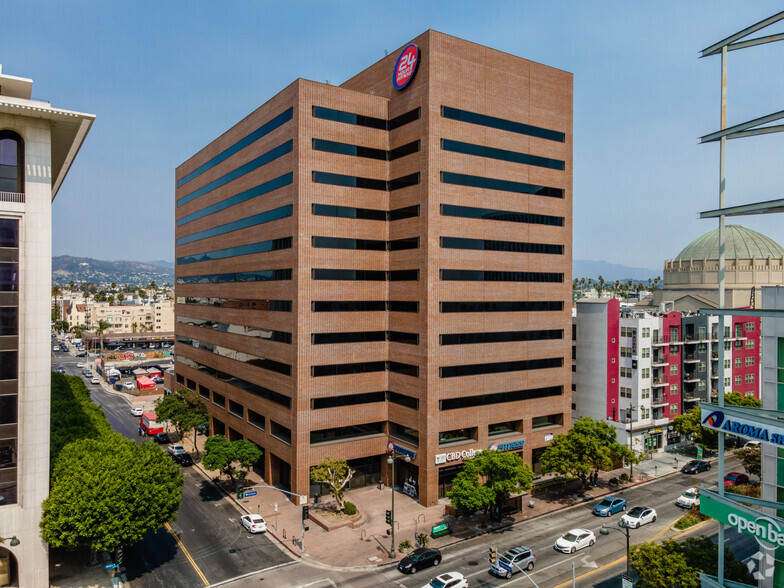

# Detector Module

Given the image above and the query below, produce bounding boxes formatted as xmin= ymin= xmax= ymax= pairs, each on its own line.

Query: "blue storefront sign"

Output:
xmin=489 ymin=439 xmax=526 ymax=452
xmin=388 ymin=440 xmax=416 ymax=460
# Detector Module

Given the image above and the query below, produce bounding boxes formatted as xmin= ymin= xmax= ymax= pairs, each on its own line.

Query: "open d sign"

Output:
xmin=393 ymin=44 xmax=419 ymax=90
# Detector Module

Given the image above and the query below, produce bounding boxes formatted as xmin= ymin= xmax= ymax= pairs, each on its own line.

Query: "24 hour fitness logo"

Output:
xmin=702 ymin=410 xmax=724 ymax=428
xmin=393 ymin=44 xmax=419 ymax=90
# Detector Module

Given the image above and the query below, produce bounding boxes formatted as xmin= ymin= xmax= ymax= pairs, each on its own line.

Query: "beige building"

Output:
xmin=0 ymin=65 xmax=93 ymax=586
xmin=85 ymin=299 xmax=173 ymax=333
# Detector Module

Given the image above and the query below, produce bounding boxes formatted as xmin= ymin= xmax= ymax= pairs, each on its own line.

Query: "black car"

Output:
xmin=171 ymin=453 xmax=193 ymax=467
xmin=152 ymin=376 xmax=164 ymax=384
xmin=681 ymin=460 xmax=711 ymax=474
xmin=76 ymin=351 xmax=87 ymax=357
xmin=55 ymin=366 xmax=65 ymax=374
xmin=152 ymin=433 xmax=171 ymax=444
xmin=397 ymin=547 xmax=442 ymax=574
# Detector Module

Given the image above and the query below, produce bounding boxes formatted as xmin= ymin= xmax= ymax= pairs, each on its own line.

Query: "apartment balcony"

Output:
xmin=0 ymin=191 xmax=25 ymax=204
xmin=683 ymin=373 xmax=701 ymax=383
xmin=683 ymin=354 xmax=699 ymax=363
xmin=652 ymin=335 xmax=682 ymax=346
xmin=652 ymin=378 xmax=668 ymax=388
xmin=710 ymin=373 xmax=718 ymax=380
xmin=651 ymin=354 xmax=668 ymax=366
xmin=683 ymin=393 xmax=701 ymax=402
xmin=651 ymin=395 xmax=668 ymax=406
xmin=653 ymin=416 xmax=671 ymax=426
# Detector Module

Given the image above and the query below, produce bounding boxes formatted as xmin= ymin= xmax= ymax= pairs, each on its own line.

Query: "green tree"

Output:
xmin=107 ymin=294 xmax=114 ymax=304
xmin=138 ymin=289 xmax=148 ymax=301
xmin=448 ymin=450 xmax=533 ymax=519
xmin=155 ymin=391 xmax=189 ymax=441
xmin=148 ymin=280 xmax=157 ymax=290
xmin=203 ymin=435 xmax=239 ymax=482
xmin=93 ymin=290 xmax=106 ymax=302
xmin=52 ymin=285 xmax=62 ymax=322
xmin=540 ymin=417 xmax=636 ymax=493
xmin=673 ymin=407 xmax=717 ymax=449
xmin=41 ymin=435 xmax=183 ymax=558
xmin=310 ymin=457 xmax=355 ymax=511
xmin=725 ymin=391 xmax=762 ymax=408
xmin=734 ymin=445 xmax=761 ymax=479
xmin=232 ymin=440 xmax=262 ymax=481
xmin=131 ymin=322 xmax=138 ymax=333
xmin=117 ymin=292 xmax=125 ymax=302
xmin=629 ymin=542 xmax=698 ymax=588
xmin=95 ymin=319 xmax=111 ymax=356
xmin=71 ymin=324 xmax=87 ymax=340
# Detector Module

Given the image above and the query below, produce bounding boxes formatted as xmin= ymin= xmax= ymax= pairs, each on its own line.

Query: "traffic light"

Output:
xmin=237 ymin=489 xmax=244 ymax=499
xmin=385 ymin=509 xmax=392 ymax=525
xmin=302 ymin=505 xmax=309 ymax=521
xmin=116 ymin=547 xmax=123 ymax=565
xmin=489 ymin=545 xmax=497 ymax=564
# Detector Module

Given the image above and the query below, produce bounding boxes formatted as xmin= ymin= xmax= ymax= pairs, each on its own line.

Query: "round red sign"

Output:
xmin=393 ymin=44 xmax=419 ymax=90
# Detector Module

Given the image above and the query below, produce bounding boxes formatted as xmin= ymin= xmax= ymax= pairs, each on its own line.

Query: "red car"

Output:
xmin=724 ymin=472 xmax=750 ymax=487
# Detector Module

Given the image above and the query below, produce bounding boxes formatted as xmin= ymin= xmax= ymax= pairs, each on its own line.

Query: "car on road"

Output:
xmin=171 ymin=452 xmax=192 ymax=466
xmin=724 ymin=472 xmax=750 ymax=487
xmin=744 ymin=440 xmax=761 ymax=448
xmin=167 ymin=445 xmax=186 ymax=457
xmin=130 ymin=407 xmax=144 ymax=417
xmin=83 ymin=370 xmax=93 ymax=377
xmin=620 ymin=506 xmax=657 ymax=528
xmin=240 ymin=514 xmax=267 ymax=534
xmin=55 ymin=366 xmax=65 ymax=374
xmin=490 ymin=546 xmax=535 ymax=578
xmin=90 ymin=377 xmax=100 ymax=385
xmin=676 ymin=488 xmax=700 ymax=508
xmin=52 ymin=345 xmax=59 ymax=352
xmin=554 ymin=529 xmax=595 ymax=554
xmin=421 ymin=572 xmax=467 ymax=588
xmin=76 ymin=351 xmax=87 ymax=357
xmin=152 ymin=432 xmax=171 ymax=444
xmin=123 ymin=381 xmax=135 ymax=390
xmin=76 ymin=362 xmax=85 ymax=368
xmin=681 ymin=460 xmax=711 ymax=474
xmin=60 ymin=344 xmax=68 ymax=351
xmin=592 ymin=497 xmax=627 ymax=517
xmin=398 ymin=547 xmax=442 ymax=574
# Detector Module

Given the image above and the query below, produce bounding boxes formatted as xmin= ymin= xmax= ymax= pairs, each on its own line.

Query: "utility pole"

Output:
xmin=627 ymin=405 xmax=636 ymax=481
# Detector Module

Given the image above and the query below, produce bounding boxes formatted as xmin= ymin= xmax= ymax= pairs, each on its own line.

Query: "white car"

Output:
xmin=91 ymin=377 xmax=100 ymax=385
xmin=421 ymin=572 xmax=467 ymax=588
xmin=676 ymin=488 xmax=700 ymax=509
xmin=130 ymin=407 xmax=144 ymax=417
xmin=76 ymin=362 xmax=85 ymax=368
xmin=554 ymin=529 xmax=595 ymax=553
xmin=240 ymin=514 xmax=267 ymax=534
xmin=167 ymin=445 xmax=185 ymax=457
xmin=620 ymin=506 xmax=657 ymax=528
xmin=123 ymin=381 xmax=135 ymax=390
xmin=53 ymin=345 xmax=59 ymax=352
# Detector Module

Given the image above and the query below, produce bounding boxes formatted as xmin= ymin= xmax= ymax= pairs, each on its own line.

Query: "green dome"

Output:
xmin=674 ymin=225 xmax=784 ymax=261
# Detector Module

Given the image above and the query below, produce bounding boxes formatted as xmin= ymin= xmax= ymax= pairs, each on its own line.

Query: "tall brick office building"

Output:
xmin=174 ymin=31 xmax=573 ymax=507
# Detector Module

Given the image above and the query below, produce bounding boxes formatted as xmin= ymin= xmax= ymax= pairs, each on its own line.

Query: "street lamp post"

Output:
xmin=626 ymin=405 xmax=636 ymax=482
xmin=600 ymin=520 xmax=631 ymax=577
xmin=0 ymin=536 xmax=19 ymax=547
xmin=387 ymin=450 xmax=410 ymax=558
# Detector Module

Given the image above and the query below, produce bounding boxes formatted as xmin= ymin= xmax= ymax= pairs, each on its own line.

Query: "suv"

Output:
xmin=490 ymin=546 xmax=535 ymax=579
xmin=167 ymin=445 xmax=186 ymax=457
xmin=397 ymin=547 xmax=442 ymax=574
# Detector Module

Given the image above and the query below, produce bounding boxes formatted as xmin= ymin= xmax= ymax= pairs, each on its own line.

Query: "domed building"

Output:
xmin=652 ymin=225 xmax=784 ymax=310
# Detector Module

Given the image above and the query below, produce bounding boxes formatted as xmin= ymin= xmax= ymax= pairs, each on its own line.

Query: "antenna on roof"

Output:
xmin=384 ymin=49 xmax=389 ymax=56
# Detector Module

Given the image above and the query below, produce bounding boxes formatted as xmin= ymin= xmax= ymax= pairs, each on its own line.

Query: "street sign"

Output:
xmin=104 ymin=563 xmax=118 ymax=570
xmin=697 ymin=445 xmax=703 ymax=458
xmin=243 ymin=490 xmax=258 ymax=497
xmin=622 ymin=574 xmax=634 ymax=588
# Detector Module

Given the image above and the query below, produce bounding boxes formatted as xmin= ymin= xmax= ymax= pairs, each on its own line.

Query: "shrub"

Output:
xmin=416 ymin=532 xmax=429 ymax=548
xmin=343 ymin=501 xmax=357 ymax=515
xmin=618 ymin=473 xmax=630 ymax=484
xmin=398 ymin=539 xmax=413 ymax=553
xmin=609 ymin=477 xmax=619 ymax=486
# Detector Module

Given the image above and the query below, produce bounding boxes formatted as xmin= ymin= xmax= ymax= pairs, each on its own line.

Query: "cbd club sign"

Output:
xmin=393 ymin=44 xmax=419 ymax=90
xmin=700 ymin=488 xmax=784 ymax=550
xmin=700 ymin=403 xmax=784 ymax=447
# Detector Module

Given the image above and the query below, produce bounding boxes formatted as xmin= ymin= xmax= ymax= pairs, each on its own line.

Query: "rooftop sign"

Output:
xmin=700 ymin=404 xmax=784 ymax=447
xmin=393 ymin=44 xmax=419 ymax=90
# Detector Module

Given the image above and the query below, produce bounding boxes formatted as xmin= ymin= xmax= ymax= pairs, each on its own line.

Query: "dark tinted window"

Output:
xmin=442 ymin=171 xmax=563 ymax=198
xmin=312 ymin=203 xmax=386 ymax=221
xmin=0 ymin=307 xmax=17 ymax=335
xmin=441 ymin=236 xmax=563 ymax=255
xmin=0 ymin=132 xmax=23 ymax=193
xmin=177 ymin=316 xmax=291 ymax=343
xmin=0 ymin=395 xmax=17 ymax=424
xmin=248 ymin=409 xmax=265 ymax=430
xmin=311 ymin=391 xmax=386 ymax=409
xmin=389 ymin=141 xmax=420 ymax=160
xmin=177 ymin=205 xmax=292 ymax=246
xmin=440 ymin=301 xmax=563 ymax=313
xmin=440 ymin=357 xmax=563 ymax=378
xmin=390 ymin=301 xmax=419 ymax=312
xmin=178 ymin=108 xmax=293 ymax=187
xmin=311 ymin=300 xmax=419 ymax=312
xmin=440 ymin=330 xmax=563 ymax=345
xmin=0 ymin=263 xmax=18 ymax=291
xmin=390 ymin=237 xmax=419 ymax=251
xmin=177 ymin=268 xmax=291 ymax=285
xmin=176 ymin=297 xmax=291 ymax=311
xmin=228 ymin=400 xmax=244 ymax=418
xmin=388 ymin=108 xmax=421 ymax=130
xmin=441 ymin=138 xmax=564 ymax=170
xmin=313 ymin=331 xmax=386 ymax=345
xmin=0 ymin=219 xmax=19 ymax=248
xmin=310 ymin=422 xmax=384 ymax=444
xmin=0 ymin=350 xmax=17 ymax=380
xmin=441 ymin=203 xmax=563 ymax=227
xmin=312 ymin=269 xmax=386 ymax=281
xmin=312 ymin=106 xmax=386 ymax=129
xmin=311 ymin=361 xmax=418 ymax=377
xmin=313 ymin=171 xmax=419 ymax=192
xmin=438 ymin=386 xmax=562 ymax=410
xmin=313 ymin=138 xmax=419 ymax=161
xmin=389 ymin=205 xmax=420 ymax=221
xmin=440 ymin=269 xmax=562 ymax=283
xmin=312 ymin=236 xmax=386 ymax=251
xmin=441 ymin=106 xmax=565 ymax=142
xmin=388 ymin=391 xmax=419 ymax=409
xmin=176 ymin=336 xmax=291 ymax=376
xmin=177 ymin=237 xmax=292 ymax=265
xmin=390 ymin=270 xmax=419 ymax=281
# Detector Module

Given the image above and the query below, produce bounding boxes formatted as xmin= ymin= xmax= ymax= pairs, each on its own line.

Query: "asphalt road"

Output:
xmin=52 ymin=339 xmax=293 ymax=587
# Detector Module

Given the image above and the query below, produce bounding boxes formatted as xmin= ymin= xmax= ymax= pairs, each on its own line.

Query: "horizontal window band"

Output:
xmin=312 ymin=203 xmax=419 ymax=221
xmin=440 ymin=329 xmax=563 ymax=345
xmin=441 ymin=106 xmax=565 ymax=142
xmin=312 ymin=269 xmax=419 ymax=281
xmin=441 ymin=138 xmax=564 ymax=170
xmin=313 ymin=171 xmax=419 ymax=191
xmin=176 ymin=268 xmax=291 ymax=285
xmin=177 ymin=316 xmax=292 ymax=343
xmin=441 ymin=236 xmax=563 ymax=255
xmin=311 ymin=300 xmax=419 ymax=312
xmin=440 ymin=356 xmax=563 ymax=378
xmin=176 ymin=297 xmax=291 ymax=311
xmin=178 ymin=108 xmax=293 ymax=188
xmin=310 ymin=391 xmax=420 ymax=410
xmin=441 ymin=171 xmax=563 ymax=198
xmin=178 ymin=141 xmax=292 ymax=207
xmin=178 ymin=172 xmax=292 ymax=226
xmin=440 ymin=269 xmax=563 ymax=283
xmin=440 ymin=300 xmax=564 ymax=313
xmin=177 ymin=237 xmax=292 ymax=265
xmin=312 ymin=331 xmax=418 ymax=345
xmin=312 ymin=106 xmax=420 ymax=131
xmin=313 ymin=138 xmax=420 ymax=161
xmin=176 ymin=335 xmax=291 ymax=376
xmin=312 ymin=236 xmax=419 ymax=251
xmin=175 ymin=357 xmax=290 ymax=408
xmin=441 ymin=203 xmax=563 ymax=227
xmin=176 ymin=204 xmax=292 ymax=246
xmin=440 ymin=386 xmax=564 ymax=410
xmin=311 ymin=360 xmax=419 ymax=378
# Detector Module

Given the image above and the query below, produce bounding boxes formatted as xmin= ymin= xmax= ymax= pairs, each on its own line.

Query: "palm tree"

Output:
xmin=72 ymin=324 xmax=87 ymax=339
xmin=110 ymin=282 xmax=117 ymax=291
xmin=96 ymin=319 xmax=111 ymax=357
xmin=117 ymin=293 xmax=125 ymax=302
xmin=52 ymin=285 xmax=62 ymax=322
xmin=131 ymin=322 xmax=138 ymax=334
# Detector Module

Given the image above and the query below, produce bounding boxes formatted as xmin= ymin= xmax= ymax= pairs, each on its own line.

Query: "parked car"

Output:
xmin=171 ymin=453 xmax=193 ymax=466
xmin=593 ymin=497 xmax=627 ymax=517
xmin=421 ymin=572 xmax=467 ymax=588
xmin=60 ymin=344 xmax=68 ymax=351
xmin=676 ymin=488 xmax=700 ymax=509
xmin=52 ymin=345 xmax=60 ymax=352
xmin=130 ymin=407 xmax=144 ymax=417
xmin=240 ymin=514 xmax=267 ymax=534
xmin=76 ymin=362 xmax=85 ymax=368
xmin=152 ymin=376 xmax=164 ymax=384
xmin=621 ymin=506 xmax=657 ymax=528
xmin=554 ymin=529 xmax=595 ymax=554
xmin=55 ymin=366 xmax=65 ymax=374
xmin=167 ymin=444 xmax=186 ymax=457
xmin=90 ymin=377 xmax=100 ymax=385
xmin=398 ymin=548 xmax=442 ymax=574
xmin=490 ymin=546 xmax=535 ymax=578
xmin=681 ymin=460 xmax=711 ymax=474
xmin=123 ymin=381 xmax=135 ymax=390
xmin=83 ymin=370 xmax=93 ymax=378
xmin=744 ymin=441 xmax=761 ymax=448
xmin=76 ymin=351 xmax=87 ymax=357
xmin=152 ymin=432 xmax=171 ymax=444
xmin=724 ymin=472 xmax=750 ymax=487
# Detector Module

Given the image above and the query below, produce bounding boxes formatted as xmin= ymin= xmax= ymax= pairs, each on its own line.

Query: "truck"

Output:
xmin=140 ymin=411 xmax=164 ymax=436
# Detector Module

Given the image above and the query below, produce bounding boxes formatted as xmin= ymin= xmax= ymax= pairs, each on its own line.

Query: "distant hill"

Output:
xmin=145 ymin=260 xmax=174 ymax=270
xmin=53 ymin=256 xmax=174 ymax=286
xmin=574 ymin=259 xmax=659 ymax=282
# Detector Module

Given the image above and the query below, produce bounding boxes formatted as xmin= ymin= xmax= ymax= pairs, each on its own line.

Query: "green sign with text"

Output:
xmin=700 ymin=488 xmax=784 ymax=550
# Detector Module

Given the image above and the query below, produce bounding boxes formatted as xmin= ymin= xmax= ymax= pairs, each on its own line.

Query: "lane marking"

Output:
xmin=296 ymin=580 xmax=338 ymax=588
xmin=206 ymin=561 xmax=297 ymax=587
xmin=164 ymin=521 xmax=210 ymax=586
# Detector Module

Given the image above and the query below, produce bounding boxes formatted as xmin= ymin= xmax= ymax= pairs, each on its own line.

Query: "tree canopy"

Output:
xmin=310 ymin=457 xmax=355 ymax=510
xmin=734 ymin=445 xmax=761 ymax=479
xmin=540 ymin=417 xmax=636 ymax=492
xmin=155 ymin=389 xmax=209 ymax=454
xmin=202 ymin=435 xmax=262 ymax=485
xmin=674 ymin=393 xmax=761 ymax=450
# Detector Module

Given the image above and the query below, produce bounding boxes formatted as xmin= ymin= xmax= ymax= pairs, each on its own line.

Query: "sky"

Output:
xmin=2 ymin=1 xmax=784 ymax=270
